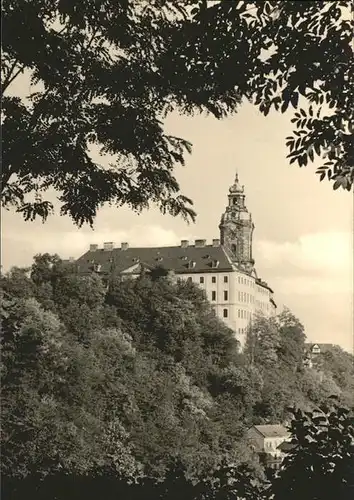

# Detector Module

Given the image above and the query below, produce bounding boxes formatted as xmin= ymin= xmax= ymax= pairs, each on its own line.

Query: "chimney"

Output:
xmin=90 ymin=244 xmax=98 ymax=251
xmin=181 ymin=240 xmax=189 ymax=248
xmin=103 ymin=242 xmax=114 ymax=251
xmin=212 ymin=239 xmax=220 ymax=247
xmin=195 ymin=239 xmax=206 ymax=247
xmin=121 ymin=242 xmax=129 ymax=251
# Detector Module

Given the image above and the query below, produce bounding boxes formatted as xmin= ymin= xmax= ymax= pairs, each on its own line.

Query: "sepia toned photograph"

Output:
xmin=1 ymin=1 xmax=353 ymax=499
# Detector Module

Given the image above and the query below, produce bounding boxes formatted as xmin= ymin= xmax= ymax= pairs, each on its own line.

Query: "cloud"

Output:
xmin=254 ymin=232 xmax=353 ymax=352
xmin=1 ymin=225 xmax=193 ymax=271
xmin=255 ymin=231 xmax=353 ymax=294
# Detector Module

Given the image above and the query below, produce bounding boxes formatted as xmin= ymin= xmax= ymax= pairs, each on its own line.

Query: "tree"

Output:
xmin=269 ymin=400 xmax=354 ymax=500
xmin=276 ymin=307 xmax=306 ymax=372
xmin=2 ymin=2 xmax=352 ymax=227
xmin=1 ymin=259 xmax=256 ymax=482
xmin=245 ymin=312 xmax=280 ymax=368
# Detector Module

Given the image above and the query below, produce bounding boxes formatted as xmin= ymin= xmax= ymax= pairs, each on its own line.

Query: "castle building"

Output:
xmin=75 ymin=173 xmax=276 ymax=347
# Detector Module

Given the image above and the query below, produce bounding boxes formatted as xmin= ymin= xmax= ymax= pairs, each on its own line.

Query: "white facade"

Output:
xmin=177 ymin=267 xmax=276 ymax=348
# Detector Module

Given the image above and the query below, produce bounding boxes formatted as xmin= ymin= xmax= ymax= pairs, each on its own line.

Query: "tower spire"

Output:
xmin=229 ymin=170 xmax=244 ymax=194
xmin=219 ymin=172 xmax=255 ymax=270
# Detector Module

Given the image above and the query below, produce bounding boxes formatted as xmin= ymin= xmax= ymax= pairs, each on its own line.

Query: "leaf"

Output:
xmin=333 ymin=178 xmax=343 ymax=190
xmin=290 ymin=92 xmax=299 ymax=108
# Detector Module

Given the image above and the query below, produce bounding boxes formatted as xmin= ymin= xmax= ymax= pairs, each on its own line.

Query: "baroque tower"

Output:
xmin=219 ymin=172 xmax=255 ymax=272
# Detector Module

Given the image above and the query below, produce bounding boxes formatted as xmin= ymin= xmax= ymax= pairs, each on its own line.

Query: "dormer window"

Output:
xmin=93 ymin=263 xmax=101 ymax=272
xmin=181 ymin=256 xmax=188 ymax=261
xmin=211 ymin=260 xmax=219 ymax=268
xmin=188 ymin=260 xmax=196 ymax=269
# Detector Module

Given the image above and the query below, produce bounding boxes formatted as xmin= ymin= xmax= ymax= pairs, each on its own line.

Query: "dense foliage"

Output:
xmin=270 ymin=400 xmax=354 ymax=500
xmin=1 ymin=255 xmax=354 ymax=499
xmin=2 ymin=1 xmax=352 ymax=225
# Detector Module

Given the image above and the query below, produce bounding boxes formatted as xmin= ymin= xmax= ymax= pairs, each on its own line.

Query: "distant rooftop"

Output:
xmin=253 ymin=425 xmax=289 ymax=438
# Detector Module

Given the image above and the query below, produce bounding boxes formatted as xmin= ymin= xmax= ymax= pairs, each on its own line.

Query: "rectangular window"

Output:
xmin=223 ymin=308 xmax=228 ymax=318
xmin=224 ymin=276 xmax=228 ymax=283
xmin=212 ymin=291 xmax=216 ymax=301
xmin=224 ymin=290 xmax=228 ymax=301
xmin=212 ymin=276 xmax=216 ymax=283
xmin=187 ymin=277 xmax=192 ymax=282
xmin=200 ymin=276 xmax=204 ymax=284
xmin=238 ymin=309 xmax=240 ymax=318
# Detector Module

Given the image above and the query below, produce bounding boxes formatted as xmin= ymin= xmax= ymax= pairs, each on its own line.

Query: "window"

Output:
xmin=200 ymin=276 xmax=204 ymax=284
xmin=187 ymin=277 xmax=192 ymax=282
xmin=212 ymin=276 xmax=216 ymax=283
xmin=238 ymin=309 xmax=240 ymax=318
xmin=224 ymin=276 xmax=228 ymax=283
xmin=212 ymin=291 xmax=216 ymax=301
xmin=223 ymin=308 xmax=228 ymax=318
xmin=224 ymin=290 xmax=228 ymax=300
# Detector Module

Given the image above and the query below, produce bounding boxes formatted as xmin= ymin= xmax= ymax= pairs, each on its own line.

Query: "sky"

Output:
xmin=2 ymin=97 xmax=353 ymax=352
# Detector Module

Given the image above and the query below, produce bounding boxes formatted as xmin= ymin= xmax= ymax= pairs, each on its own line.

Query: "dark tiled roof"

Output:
xmin=277 ymin=441 xmax=296 ymax=451
xmin=76 ymin=245 xmax=234 ymax=275
xmin=253 ymin=425 xmax=289 ymax=438
xmin=256 ymin=278 xmax=274 ymax=294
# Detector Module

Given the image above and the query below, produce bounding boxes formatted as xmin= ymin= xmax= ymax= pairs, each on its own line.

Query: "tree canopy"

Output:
xmin=2 ymin=255 xmax=354 ymax=482
xmin=1 ymin=255 xmax=354 ymax=498
xmin=2 ymin=1 xmax=352 ymax=226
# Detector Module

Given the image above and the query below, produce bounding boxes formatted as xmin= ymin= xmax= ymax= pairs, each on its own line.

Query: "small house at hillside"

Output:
xmin=310 ymin=344 xmax=321 ymax=355
xmin=303 ymin=343 xmax=337 ymax=368
xmin=305 ymin=343 xmax=335 ymax=356
xmin=247 ymin=424 xmax=290 ymax=458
